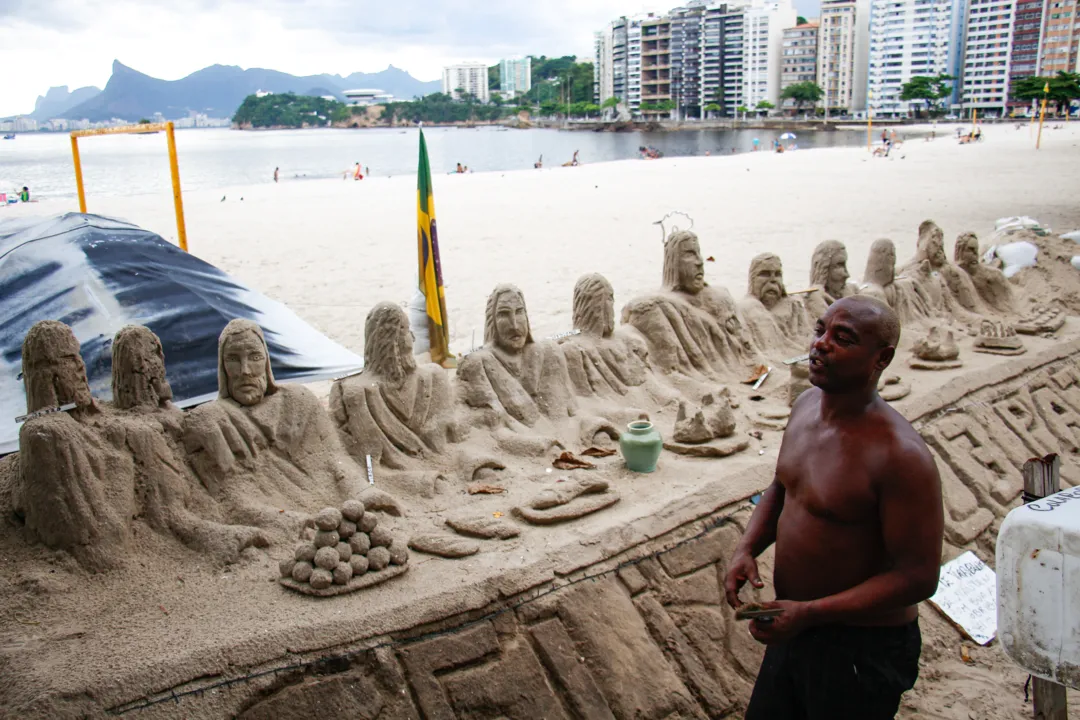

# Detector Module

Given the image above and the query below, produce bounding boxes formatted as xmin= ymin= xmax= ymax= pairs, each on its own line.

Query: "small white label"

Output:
xmin=365 ymin=455 xmax=374 ymax=485
xmin=928 ymin=550 xmax=997 ymax=645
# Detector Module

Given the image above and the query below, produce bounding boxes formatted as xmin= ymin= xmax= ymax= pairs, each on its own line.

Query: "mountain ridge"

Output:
xmin=55 ymin=60 xmax=440 ymax=122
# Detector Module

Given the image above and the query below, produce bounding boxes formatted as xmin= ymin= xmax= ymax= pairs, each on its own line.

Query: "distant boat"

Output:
xmin=2 ymin=134 xmax=14 ymax=140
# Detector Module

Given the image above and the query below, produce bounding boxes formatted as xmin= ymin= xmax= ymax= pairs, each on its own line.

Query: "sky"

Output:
xmin=0 ymin=0 xmax=819 ymax=117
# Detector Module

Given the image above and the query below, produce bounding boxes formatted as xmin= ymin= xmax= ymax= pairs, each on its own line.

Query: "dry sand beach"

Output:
xmin=3 ymin=122 xmax=1080 ymax=719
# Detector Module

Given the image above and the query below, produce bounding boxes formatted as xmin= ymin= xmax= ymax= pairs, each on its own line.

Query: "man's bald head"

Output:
xmin=831 ymin=295 xmax=901 ymax=349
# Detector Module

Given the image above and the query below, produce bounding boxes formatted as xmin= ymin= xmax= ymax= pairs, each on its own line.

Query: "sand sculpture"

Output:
xmin=182 ymin=320 xmax=370 ymax=531
xmin=456 ymin=284 xmax=578 ymax=451
xmin=974 ymin=320 xmax=1025 ymax=355
xmin=738 ymin=253 xmax=812 ymax=356
xmin=954 ymin=232 xmax=1014 ymax=314
xmin=512 ymin=476 xmax=620 ymax=525
xmin=1016 ymin=305 xmax=1066 ymax=335
xmin=666 ymin=389 xmax=750 ymax=457
xmin=621 ymin=230 xmax=756 ymax=382
xmin=910 ymin=326 xmax=963 ymax=370
xmin=861 ymin=238 xmax=932 ymax=324
xmin=902 ymin=220 xmax=983 ymax=314
xmin=805 ymin=240 xmax=858 ymax=320
xmin=279 ymin=501 xmax=408 ymax=596
xmin=330 ymin=302 xmax=465 ymax=471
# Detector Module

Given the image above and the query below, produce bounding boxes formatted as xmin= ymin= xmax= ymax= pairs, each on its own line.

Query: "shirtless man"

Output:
xmin=724 ymin=295 xmax=944 ymax=719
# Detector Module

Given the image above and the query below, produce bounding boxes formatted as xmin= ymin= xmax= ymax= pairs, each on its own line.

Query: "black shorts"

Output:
xmin=745 ymin=620 xmax=921 ymax=720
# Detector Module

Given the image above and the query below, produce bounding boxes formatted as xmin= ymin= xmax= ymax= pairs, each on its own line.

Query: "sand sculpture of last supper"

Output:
xmin=2 ymin=219 xmax=1079 ymax=718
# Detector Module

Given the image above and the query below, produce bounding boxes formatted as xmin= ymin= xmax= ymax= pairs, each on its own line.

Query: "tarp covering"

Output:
xmin=0 ymin=213 xmax=363 ymax=454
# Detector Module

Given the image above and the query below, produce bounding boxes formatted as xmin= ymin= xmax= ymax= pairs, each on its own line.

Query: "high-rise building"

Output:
xmin=1009 ymin=0 xmax=1045 ymax=111
xmin=743 ymin=0 xmax=798 ymax=109
xmin=500 ymin=58 xmax=532 ymax=98
xmin=641 ymin=15 xmax=675 ymax=113
xmin=959 ymin=0 xmax=1017 ymax=115
xmin=672 ymin=4 xmax=707 ymax=118
xmin=818 ymin=0 xmax=871 ymax=113
xmin=1039 ymin=0 xmax=1080 ymax=75
xmin=780 ymin=21 xmax=820 ymax=110
xmin=606 ymin=15 xmax=646 ymax=113
xmin=719 ymin=4 xmax=749 ymax=115
xmin=595 ymin=30 xmax=614 ymax=104
xmin=442 ymin=63 xmax=490 ymax=102
xmin=867 ymin=0 xmax=966 ymax=117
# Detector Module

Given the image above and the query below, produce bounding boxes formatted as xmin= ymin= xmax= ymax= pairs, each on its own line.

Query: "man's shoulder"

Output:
xmin=870 ymin=400 xmax=936 ymax=477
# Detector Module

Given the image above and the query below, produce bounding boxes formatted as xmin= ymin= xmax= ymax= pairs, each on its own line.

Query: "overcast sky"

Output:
xmin=1 ymin=0 xmax=820 ymax=117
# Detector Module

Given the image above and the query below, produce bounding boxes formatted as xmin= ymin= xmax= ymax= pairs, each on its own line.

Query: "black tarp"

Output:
xmin=1 ymin=212 xmax=363 ymax=454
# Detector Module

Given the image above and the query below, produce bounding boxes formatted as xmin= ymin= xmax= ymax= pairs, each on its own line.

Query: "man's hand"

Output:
xmin=724 ymin=549 xmax=764 ymax=608
xmin=747 ymin=600 xmax=814 ymax=644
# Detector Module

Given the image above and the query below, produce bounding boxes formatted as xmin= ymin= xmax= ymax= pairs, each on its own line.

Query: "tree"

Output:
xmin=756 ymin=100 xmax=775 ymax=115
xmin=488 ymin=64 xmax=500 ymax=91
xmin=490 ymin=92 xmax=505 ymax=107
xmin=899 ymin=74 xmax=954 ymax=116
xmin=601 ymin=96 xmax=620 ymax=110
xmin=797 ymin=15 xmax=808 ymax=24
xmin=780 ymin=82 xmax=824 ymax=112
xmin=138 ymin=118 xmax=152 ymax=124
xmin=1012 ymin=72 xmax=1080 ymax=115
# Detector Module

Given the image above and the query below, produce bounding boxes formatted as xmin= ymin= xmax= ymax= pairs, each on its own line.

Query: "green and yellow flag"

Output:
xmin=417 ymin=129 xmax=452 ymax=366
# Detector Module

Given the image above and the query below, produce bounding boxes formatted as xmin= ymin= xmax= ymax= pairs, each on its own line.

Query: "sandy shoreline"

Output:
xmin=5 ymin=122 xmax=1079 ymax=359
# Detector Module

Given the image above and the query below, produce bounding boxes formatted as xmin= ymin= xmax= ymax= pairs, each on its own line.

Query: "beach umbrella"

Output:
xmin=416 ymin=129 xmax=452 ymax=366
xmin=0 ymin=212 xmax=364 ymax=455
xmin=779 ymin=132 xmax=797 ymax=140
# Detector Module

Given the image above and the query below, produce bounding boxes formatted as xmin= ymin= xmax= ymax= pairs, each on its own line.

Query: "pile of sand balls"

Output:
xmin=279 ymin=500 xmax=408 ymax=591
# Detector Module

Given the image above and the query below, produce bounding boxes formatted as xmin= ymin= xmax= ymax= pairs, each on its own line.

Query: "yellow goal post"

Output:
xmin=69 ymin=122 xmax=189 ymax=252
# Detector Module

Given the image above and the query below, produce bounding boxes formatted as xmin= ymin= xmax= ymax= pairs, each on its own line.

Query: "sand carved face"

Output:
xmin=484 ymin=284 xmax=533 ymax=355
xmin=112 ymin=325 xmax=173 ymax=410
xmin=811 ymin=240 xmax=850 ymax=297
xmin=364 ymin=302 xmax=417 ymax=383
xmin=918 ymin=221 xmax=947 ymax=268
xmin=663 ymin=231 xmax=705 ymax=295
xmin=864 ymin=238 xmax=897 ymax=286
xmin=22 ymin=320 xmax=94 ymax=413
xmin=573 ymin=274 xmax=616 ymax=338
xmin=954 ymin=233 xmax=980 ymax=270
xmin=217 ymin=320 xmax=276 ymax=407
xmin=749 ymin=253 xmax=786 ymax=310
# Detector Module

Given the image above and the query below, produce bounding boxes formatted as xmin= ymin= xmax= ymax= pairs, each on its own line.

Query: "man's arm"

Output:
xmin=724 ymin=478 xmax=785 ymax=607
xmin=806 ymin=435 xmax=943 ymax=625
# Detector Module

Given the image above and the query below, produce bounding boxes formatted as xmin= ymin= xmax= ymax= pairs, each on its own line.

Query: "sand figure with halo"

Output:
xmin=183 ymin=319 xmax=376 ymax=533
xmin=621 ymin=227 xmax=758 ymax=386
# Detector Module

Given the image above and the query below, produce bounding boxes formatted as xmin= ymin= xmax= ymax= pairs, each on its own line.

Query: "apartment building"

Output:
xmin=1040 ymin=0 xmax=1080 ymax=74
xmin=1008 ymin=0 xmax=1045 ymax=111
xmin=781 ymin=21 xmax=820 ymax=110
xmin=867 ymin=0 xmax=967 ymax=116
xmin=442 ymin=63 xmax=490 ymax=102
xmin=595 ymin=30 xmax=614 ymax=103
xmin=641 ymin=15 xmax=675 ymax=112
xmin=818 ymin=0 xmax=871 ymax=113
xmin=744 ymin=0 xmax=798 ymax=108
xmin=960 ymin=0 xmax=1017 ymax=114
xmin=499 ymin=58 xmax=532 ymax=98
xmin=672 ymin=4 xmax=708 ymax=117
xmin=606 ymin=15 xmax=647 ymax=113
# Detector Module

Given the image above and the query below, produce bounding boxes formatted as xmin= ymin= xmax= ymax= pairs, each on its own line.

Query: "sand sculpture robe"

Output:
xmin=183 ymin=384 xmax=366 ymax=527
xmin=457 ymin=341 xmax=576 ymax=428
xmin=621 ymin=287 xmax=757 ymax=380
xmin=859 ymin=277 xmax=933 ymax=326
xmin=329 ymin=364 xmax=460 ymax=470
xmin=804 ymin=283 xmax=859 ymax=322
xmin=738 ymin=296 xmax=813 ymax=358
xmin=559 ymin=330 xmax=652 ymax=399
xmin=963 ymin=264 xmax=1014 ymax=314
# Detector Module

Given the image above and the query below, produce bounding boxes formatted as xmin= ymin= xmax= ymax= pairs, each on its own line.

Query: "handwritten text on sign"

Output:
xmin=928 ymin=551 xmax=997 ymax=645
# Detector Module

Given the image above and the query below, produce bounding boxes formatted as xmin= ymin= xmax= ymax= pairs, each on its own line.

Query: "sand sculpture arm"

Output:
xmin=330 ymin=379 xmax=426 ymax=470
xmin=457 ymin=351 xmax=539 ymax=429
xmin=181 ymin=402 xmax=265 ymax=496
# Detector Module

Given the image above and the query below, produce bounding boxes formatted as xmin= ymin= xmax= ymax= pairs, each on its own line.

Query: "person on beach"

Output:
xmin=725 ymin=295 xmax=943 ymax=720
xmin=456 ymin=163 xmax=465 ymax=174
xmin=353 ymin=162 xmax=363 ymax=180
xmin=273 ymin=167 xmax=279 ymax=183
xmin=20 ymin=186 xmax=30 ymax=202
xmin=753 ymin=138 xmax=760 ymax=151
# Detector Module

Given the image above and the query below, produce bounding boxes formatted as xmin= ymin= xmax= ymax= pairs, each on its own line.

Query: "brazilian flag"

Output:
xmin=417 ymin=129 xmax=452 ymax=365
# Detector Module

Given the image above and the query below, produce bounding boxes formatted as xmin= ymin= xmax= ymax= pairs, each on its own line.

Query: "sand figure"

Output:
xmin=330 ymin=303 xmax=464 ymax=471
xmin=805 ymin=240 xmax=858 ymax=320
xmin=559 ymin=273 xmax=679 ymax=409
xmin=1015 ymin=305 xmax=1066 ymax=335
xmin=901 ymin=221 xmax=981 ymax=316
xmin=13 ymin=321 xmax=131 ymax=571
xmin=974 ymin=320 xmax=1025 ymax=355
xmin=512 ymin=476 xmax=620 ymax=524
xmin=183 ymin=320 xmax=369 ymax=530
xmin=456 ymin=285 xmax=576 ymax=444
xmin=738 ymin=253 xmax=813 ymax=356
xmin=279 ymin=501 xmax=408 ymax=596
xmin=666 ymin=390 xmax=750 ymax=457
xmin=909 ymin=326 xmax=963 ymax=370
xmin=954 ymin=232 xmax=1014 ymax=314
xmin=860 ymin=238 xmax=932 ymax=325
xmin=622 ymin=230 xmax=756 ymax=382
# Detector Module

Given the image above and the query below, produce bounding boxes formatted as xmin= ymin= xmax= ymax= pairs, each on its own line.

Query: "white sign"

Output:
xmin=928 ymin=550 xmax=997 ymax=645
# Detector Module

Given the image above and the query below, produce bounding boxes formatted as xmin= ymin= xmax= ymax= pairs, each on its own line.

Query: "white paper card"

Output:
xmin=928 ymin=550 xmax=997 ymax=645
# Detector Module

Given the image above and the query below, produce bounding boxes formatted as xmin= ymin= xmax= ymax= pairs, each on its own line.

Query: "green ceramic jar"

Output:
xmin=620 ymin=420 xmax=663 ymax=473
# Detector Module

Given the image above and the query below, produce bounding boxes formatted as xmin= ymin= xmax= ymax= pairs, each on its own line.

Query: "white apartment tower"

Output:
xmin=867 ymin=0 xmax=967 ymax=116
xmin=743 ymin=0 xmax=798 ymax=109
xmin=959 ymin=0 xmax=1016 ymax=114
xmin=442 ymin=62 xmax=490 ymax=102
xmin=499 ymin=57 xmax=532 ymax=98
xmin=595 ymin=30 xmax=615 ymax=103
xmin=818 ymin=0 xmax=871 ymax=113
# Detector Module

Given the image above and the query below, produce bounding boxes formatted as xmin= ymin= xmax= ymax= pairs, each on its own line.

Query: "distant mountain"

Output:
xmin=59 ymin=61 xmax=441 ymax=122
xmin=31 ymin=85 xmax=101 ymax=120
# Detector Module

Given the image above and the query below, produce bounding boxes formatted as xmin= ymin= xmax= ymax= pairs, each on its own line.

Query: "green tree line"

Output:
xmin=233 ymin=93 xmax=350 ymax=128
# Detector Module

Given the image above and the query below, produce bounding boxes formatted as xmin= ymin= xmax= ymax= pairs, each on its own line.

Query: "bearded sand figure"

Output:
xmin=457 ymin=284 xmax=576 ymax=433
xmin=955 ymin=232 xmax=1014 ymax=313
xmin=621 ymin=230 xmax=756 ymax=381
xmin=902 ymin=220 xmax=982 ymax=316
xmin=13 ymin=321 xmax=133 ymax=571
xmin=330 ymin=302 xmax=464 ymax=471
xmin=860 ymin=238 xmax=932 ymax=325
xmin=738 ymin=253 xmax=813 ymax=356
xmin=182 ymin=320 xmax=368 ymax=530
xmin=805 ymin=240 xmax=858 ymax=320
